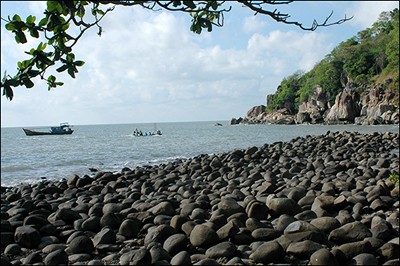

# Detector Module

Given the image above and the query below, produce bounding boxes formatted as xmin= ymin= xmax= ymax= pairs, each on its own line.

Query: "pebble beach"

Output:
xmin=1 ymin=130 xmax=399 ymax=265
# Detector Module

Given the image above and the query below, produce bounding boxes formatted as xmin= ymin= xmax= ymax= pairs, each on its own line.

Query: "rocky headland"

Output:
xmin=231 ymin=83 xmax=399 ymax=126
xmin=1 ymin=131 xmax=399 ymax=265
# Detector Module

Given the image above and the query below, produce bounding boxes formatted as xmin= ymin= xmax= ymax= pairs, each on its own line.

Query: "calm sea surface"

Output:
xmin=1 ymin=121 xmax=398 ymax=187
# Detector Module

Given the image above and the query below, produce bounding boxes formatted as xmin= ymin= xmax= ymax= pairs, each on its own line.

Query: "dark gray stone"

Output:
xmin=250 ymin=240 xmax=285 ymax=263
xmin=205 ymin=241 xmax=237 ymax=259
xmin=309 ymin=248 xmax=339 ymax=265
xmin=14 ymin=225 xmax=41 ymax=248
xmin=329 ymin=221 xmax=372 ymax=243
xmin=44 ymin=249 xmax=69 ymax=265
xmin=190 ymin=224 xmax=219 ymax=247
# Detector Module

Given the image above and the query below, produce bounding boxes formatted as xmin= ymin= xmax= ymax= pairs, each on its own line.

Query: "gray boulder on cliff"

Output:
xmin=355 ymin=86 xmax=398 ymax=125
xmin=326 ymin=82 xmax=360 ymax=123
xmin=296 ymin=86 xmax=329 ymax=124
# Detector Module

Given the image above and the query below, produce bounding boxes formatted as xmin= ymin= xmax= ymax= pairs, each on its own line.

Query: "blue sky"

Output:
xmin=1 ymin=1 xmax=398 ymax=127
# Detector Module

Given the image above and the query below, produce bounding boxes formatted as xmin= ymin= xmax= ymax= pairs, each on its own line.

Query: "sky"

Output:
xmin=1 ymin=1 xmax=399 ymax=127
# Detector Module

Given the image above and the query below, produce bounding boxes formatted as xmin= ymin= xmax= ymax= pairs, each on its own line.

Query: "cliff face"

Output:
xmin=325 ymin=82 xmax=361 ymax=124
xmin=231 ymin=82 xmax=399 ymax=125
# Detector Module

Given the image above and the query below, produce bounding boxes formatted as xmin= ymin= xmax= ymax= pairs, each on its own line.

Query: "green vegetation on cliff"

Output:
xmin=268 ymin=8 xmax=399 ymax=112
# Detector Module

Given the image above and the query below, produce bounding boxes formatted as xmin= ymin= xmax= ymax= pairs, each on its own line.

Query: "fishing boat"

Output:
xmin=132 ymin=129 xmax=162 ymax=137
xmin=22 ymin=122 xmax=74 ymax=136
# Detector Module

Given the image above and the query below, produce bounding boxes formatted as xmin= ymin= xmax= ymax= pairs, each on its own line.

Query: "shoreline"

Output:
xmin=1 ymin=131 xmax=399 ymax=265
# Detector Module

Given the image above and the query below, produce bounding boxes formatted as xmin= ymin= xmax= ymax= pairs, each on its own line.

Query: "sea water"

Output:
xmin=1 ymin=121 xmax=398 ymax=187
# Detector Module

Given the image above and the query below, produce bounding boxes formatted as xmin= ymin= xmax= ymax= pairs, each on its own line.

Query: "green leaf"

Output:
xmin=26 ymin=15 xmax=36 ymax=25
xmin=7 ymin=78 xmax=21 ymax=87
xmin=67 ymin=68 xmax=76 ymax=78
xmin=183 ymin=1 xmax=196 ymax=9
xmin=30 ymin=29 xmax=39 ymax=38
xmin=5 ymin=22 xmax=16 ymax=31
xmin=3 ymin=85 xmax=14 ymax=100
xmin=23 ymin=78 xmax=34 ymax=88
xmin=211 ymin=1 xmax=218 ymax=10
xmin=56 ymin=65 xmax=68 ymax=72
xmin=55 ymin=82 xmax=64 ymax=86
xmin=66 ymin=53 xmax=75 ymax=62
xmin=172 ymin=1 xmax=182 ymax=7
xmin=28 ymin=70 xmax=40 ymax=77
xmin=38 ymin=17 xmax=48 ymax=27
xmin=74 ymin=60 xmax=85 ymax=67
xmin=15 ymin=31 xmax=27 ymax=44
xmin=48 ymin=75 xmax=56 ymax=83
xmin=47 ymin=1 xmax=62 ymax=13
xmin=12 ymin=14 xmax=21 ymax=22
xmin=37 ymin=42 xmax=47 ymax=51
xmin=77 ymin=5 xmax=85 ymax=18
xmin=61 ymin=22 xmax=70 ymax=31
xmin=96 ymin=9 xmax=105 ymax=15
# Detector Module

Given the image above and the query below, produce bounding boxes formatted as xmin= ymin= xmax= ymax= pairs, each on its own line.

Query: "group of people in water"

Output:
xmin=133 ymin=128 xmax=162 ymax=137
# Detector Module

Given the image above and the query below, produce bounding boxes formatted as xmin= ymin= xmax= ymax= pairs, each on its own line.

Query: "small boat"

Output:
xmin=23 ymin=122 xmax=74 ymax=136
xmin=132 ymin=129 xmax=162 ymax=137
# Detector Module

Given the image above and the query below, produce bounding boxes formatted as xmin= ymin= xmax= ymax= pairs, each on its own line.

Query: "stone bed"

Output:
xmin=1 ymin=131 xmax=399 ymax=265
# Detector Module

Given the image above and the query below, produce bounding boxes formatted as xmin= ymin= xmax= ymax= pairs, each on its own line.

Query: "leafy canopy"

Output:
xmin=1 ymin=0 xmax=352 ymax=100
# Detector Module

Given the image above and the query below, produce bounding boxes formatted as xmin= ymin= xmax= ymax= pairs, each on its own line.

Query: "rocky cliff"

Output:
xmin=231 ymin=82 xmax=399 ymax=125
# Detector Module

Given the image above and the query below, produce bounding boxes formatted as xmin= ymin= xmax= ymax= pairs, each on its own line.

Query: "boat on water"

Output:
xmin=133 ymin=129 xmax=162 ymax=137
xmin=23 ymin=122 xmax=74 ymax=136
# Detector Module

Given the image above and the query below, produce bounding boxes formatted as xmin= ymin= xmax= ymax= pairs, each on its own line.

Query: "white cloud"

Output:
xmin=243 ymin=15 xmax=268 ymax=33
xmin=347 ymin=1 xmax=399 ymax=28
xmin=247 ymin=30 xmax=332 ymax=72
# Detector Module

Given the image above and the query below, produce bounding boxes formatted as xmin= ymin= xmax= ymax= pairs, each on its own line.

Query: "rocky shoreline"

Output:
xmin=231 ymin=84 xmax=399 ymax=126
xmin=1 ymin=131 xmax=399 ymax=265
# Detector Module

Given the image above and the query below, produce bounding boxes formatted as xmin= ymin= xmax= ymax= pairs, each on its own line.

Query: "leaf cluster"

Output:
xmin=1 ymin=1 xmax=111 ymax=100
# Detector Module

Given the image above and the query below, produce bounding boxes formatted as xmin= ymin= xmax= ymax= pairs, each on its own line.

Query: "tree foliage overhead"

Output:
xmin=268 ymin=8 xmax=399 ymax=111
xmin=1 ymin=0 xmax=353 ymax=100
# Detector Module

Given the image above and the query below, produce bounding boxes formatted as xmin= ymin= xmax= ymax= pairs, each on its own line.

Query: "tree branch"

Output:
xmin=237 ymin=0 xmax=353 ymax=31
